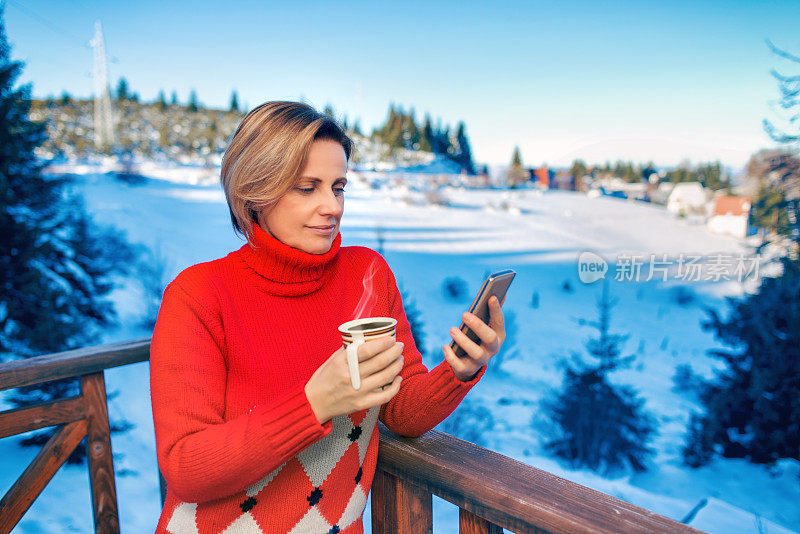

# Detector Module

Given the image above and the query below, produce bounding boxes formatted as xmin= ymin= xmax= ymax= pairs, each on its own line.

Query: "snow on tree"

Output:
xmin=0 ymin=6 xmax=134 ymax=462
xmin=685 ymin=257 xmax=800 ymax=465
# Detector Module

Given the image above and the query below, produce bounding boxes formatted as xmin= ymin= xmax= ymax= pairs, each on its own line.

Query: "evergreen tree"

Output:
xmin=508 ymin=146 xmax=527 ymax=188
xmin=156 ymin=89 xmax=167 ymax=111
xmin=0 ymin=7 xmax=134 ymax=461
xmin=685 ymin=257 xmax=800 ymax=465
xmin=385 ymin=105 xmax=404 ymax=148
xmin=352 ymin=119 xmax=362 ymax=136
xmin=746 ymin=150 xmax=800 ymax=239
xmin=170 ymin=90 xmax=178 ymax=106
xmin=115 ymin=77 xmax=130 ymax=101
xmin=229 ymin=90 xmax=240 ymax=113
xmin=188 ymin=89 xmax=199 ymax=112
xmin=323 ymin=103 xmax=335 ymax=119
xmin=403 ymin=108 xmax=420 ymax=150
xmin=59 ymin=90 xmax=71 ymax=106
xmin=453 ymin=121 xmax=475 ymax=174
xmin=763 ymin=41 xmax=800 ymax=145
xmin=420 ymin=114 xmax=433 ymax=152
xmin=542 ymin=280 xmax=656 ymax=473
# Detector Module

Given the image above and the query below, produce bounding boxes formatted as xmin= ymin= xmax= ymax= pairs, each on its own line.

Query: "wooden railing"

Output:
xmin=0 ymin=340 xmax=704 ymax=534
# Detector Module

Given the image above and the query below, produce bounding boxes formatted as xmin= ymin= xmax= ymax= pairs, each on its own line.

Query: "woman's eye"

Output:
xmin=297 ymin=187 xmax=314 ymax=194
xmin=334 ymin=187 xmax=346 ymax=195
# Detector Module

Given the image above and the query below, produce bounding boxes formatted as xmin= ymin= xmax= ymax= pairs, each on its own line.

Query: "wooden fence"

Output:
xmin=0 ymin=340 xmax=704 ymax=533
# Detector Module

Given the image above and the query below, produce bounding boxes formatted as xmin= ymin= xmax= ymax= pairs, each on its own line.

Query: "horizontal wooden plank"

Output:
xmin=0 ymin=396 xmax=86 ymax=439
xmin=0 ymin=420 xmax=88 ymax=533
xmin=0 ymin=338 xmax=150 ymax=391
xmin=377 ymin=426 xmax=705 ymax=534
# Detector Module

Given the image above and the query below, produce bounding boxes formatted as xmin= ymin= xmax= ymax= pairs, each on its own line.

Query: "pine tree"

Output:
xmin=542 ymin=280 xmax=656 ymax=473
xmin=115 ymin=77 xmax=130 ymax=101
xmin=188 ymin=89 xmax=199 ymax=112
xmin=0 ymin=7 xmax=135 ymax=461
xmin=508 ymin=146 xmax=527 ymax=188
xmin=685 ymin=257 xmax=800 ymax=465
xmin=156 ymin=89 xmax=167 ymax=111
xmin=170 ymin=90 xmax=178 ymax=106
xmin=454 ymin=121 xmax=475 ymax=174
xmin=405 ymin=108 xmax=420 ymax=150
xmin=229 ymin=90 xmax=240 ymax=113
xmin=763 ymin=41 xmax=800 ymax=144
xmin=420 ymin=114 xmax=433 ymax=152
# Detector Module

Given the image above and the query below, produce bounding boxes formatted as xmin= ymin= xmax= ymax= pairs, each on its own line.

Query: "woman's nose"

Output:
xmin=318 ymin=189 xmax=343 ymax=217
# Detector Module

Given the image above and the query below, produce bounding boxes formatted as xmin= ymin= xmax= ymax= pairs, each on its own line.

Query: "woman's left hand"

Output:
xmin=443 ymin=295 xmax=506 ymax=381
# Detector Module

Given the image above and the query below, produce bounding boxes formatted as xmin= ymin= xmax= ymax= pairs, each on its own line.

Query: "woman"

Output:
xmin=150 ymin=101 xmax=506 ymax=533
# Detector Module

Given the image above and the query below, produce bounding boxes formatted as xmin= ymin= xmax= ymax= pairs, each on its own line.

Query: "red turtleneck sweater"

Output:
xmin=150 ymin=224 xmax=485 ymax=533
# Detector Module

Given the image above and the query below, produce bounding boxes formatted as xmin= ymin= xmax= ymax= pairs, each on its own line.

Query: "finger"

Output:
xmin=487 ymin=296 xmax=506 ymax=340
xmin=449 ymin=326 xmax=486 ymax=362
xmin=356 ymin=337 xmax=396 ymax=362
xmin=442 ymin=344 xmax=469 ymax=376
xmin=462 ymin=310 xmax=499 ymax=349
xmin=360 ymin=342 xmax=403 ymax=378
xmin=362 ymin=374 xmax=402 ymax=407
xmin=362 ymin=352 xmax=405 ymax=391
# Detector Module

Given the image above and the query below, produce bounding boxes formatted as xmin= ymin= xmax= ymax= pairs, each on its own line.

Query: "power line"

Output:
xmin=6 ymin=0 xmax=89 ymax=49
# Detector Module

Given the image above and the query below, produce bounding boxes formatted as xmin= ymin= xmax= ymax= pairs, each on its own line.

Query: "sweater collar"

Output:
xmin=239 ymin=223 xmax=341 ymax=296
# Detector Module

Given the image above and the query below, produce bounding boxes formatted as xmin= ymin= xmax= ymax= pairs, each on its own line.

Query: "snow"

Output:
xmin=3 ymin=164 xmax=798 ymax=534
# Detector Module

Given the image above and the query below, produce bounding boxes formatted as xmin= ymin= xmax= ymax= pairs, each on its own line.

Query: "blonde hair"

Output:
xmin=221 ymin=101 xmax=353 ymax=242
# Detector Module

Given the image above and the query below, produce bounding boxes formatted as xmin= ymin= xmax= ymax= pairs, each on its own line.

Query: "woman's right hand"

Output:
xmin=304 ymin=338 xmax=404 ymax=424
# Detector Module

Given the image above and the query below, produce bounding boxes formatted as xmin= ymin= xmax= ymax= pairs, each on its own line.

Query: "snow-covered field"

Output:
xmin=3 ymin=166 xmax=798 ymax=533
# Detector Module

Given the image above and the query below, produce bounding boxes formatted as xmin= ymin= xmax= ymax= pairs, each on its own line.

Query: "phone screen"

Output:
xmin=450 ymin=270 xmax=515 ymax=358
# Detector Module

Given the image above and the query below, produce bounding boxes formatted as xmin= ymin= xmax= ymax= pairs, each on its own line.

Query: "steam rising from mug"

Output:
xmin=350 ymin=259 xmax=380 ymax=320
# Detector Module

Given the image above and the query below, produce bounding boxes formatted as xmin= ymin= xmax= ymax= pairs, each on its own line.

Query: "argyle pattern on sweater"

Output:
xmin=164 ymin=407 xmax=379 ymax=533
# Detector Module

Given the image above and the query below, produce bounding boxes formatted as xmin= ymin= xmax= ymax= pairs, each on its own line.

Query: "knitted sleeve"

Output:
xmin=150 ymin=277 xmax=332 ymax=503
xmin=378 ymin=263 xmax=486 ymax=437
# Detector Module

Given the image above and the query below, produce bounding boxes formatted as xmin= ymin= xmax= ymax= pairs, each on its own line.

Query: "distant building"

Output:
xmin=590 ymin=177 xmax=648 ymax=200
xmin=533 ymin=166 xmax=551 ymax=188
xmin=708 ymin=196 xmax=751 ymax=238
xmin=667 ymin=182 xmax=708 ymax=216
xmin=551 ymin=170 xmax=575 ymax=191
xmin=649 ymin=182 xmax=675 ymax=205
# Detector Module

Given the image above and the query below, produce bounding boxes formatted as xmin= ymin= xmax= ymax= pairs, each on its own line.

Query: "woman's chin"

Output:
xmin=304 ymin=236 xmax=335 ymax=255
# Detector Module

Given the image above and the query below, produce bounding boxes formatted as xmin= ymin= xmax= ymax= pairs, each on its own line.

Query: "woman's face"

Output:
xmin=258 ymin=139 xmax=348 ymax=254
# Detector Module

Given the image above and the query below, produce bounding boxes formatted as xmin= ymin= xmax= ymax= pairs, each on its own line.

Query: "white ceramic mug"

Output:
xmin=338 ymin=317 xmax=397 ymax=390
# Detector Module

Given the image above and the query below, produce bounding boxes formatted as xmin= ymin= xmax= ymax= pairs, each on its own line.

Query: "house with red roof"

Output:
xmin=707 ymin=195 xmax=751 ymax=238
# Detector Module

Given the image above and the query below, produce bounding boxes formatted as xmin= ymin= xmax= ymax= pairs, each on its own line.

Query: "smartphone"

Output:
xmin=450 ymin=269 xmax=516 ymax=358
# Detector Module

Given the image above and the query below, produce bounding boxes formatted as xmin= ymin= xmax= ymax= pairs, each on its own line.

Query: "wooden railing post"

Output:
xmin=81 ymin=372 xmax=120 ymax=533
xmin=459 ymin=508 xmax=505 ymax=534
xmin=372 ymin=468 xmax=432 ymax=534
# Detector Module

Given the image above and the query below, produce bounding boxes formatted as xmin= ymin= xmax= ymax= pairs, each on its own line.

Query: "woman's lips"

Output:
xmin=306 ymin=225 xmax=335 ymax=236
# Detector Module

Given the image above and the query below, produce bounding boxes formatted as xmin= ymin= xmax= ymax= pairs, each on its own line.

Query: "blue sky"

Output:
xmin=5 ymin=0 xmax=800 ymax=169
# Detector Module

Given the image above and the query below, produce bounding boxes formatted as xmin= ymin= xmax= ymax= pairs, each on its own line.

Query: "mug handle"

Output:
xmin=346 ymin=336 xmax=364 ymax=390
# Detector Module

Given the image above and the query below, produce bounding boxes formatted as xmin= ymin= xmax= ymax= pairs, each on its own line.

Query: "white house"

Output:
xmin=667 ymin=182 xmax=708 ymax=216
xmin=708 ymin=196 xmax=751 ymax=238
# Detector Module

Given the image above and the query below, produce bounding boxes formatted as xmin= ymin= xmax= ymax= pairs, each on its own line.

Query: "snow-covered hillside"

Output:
xmin=3 ymin=166 xmax=798 ymax=534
